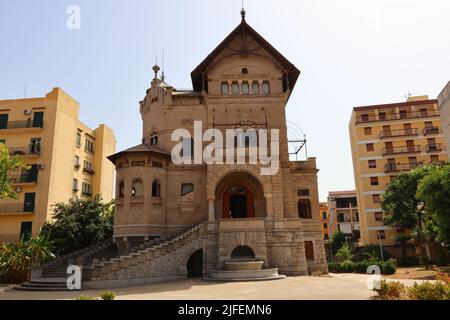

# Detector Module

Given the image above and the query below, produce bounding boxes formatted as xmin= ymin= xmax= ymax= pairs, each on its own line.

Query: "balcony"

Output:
xmin=426 ymin=143 xmax=443 ymax=153
xmin=382 ymin=145 xmax=420 ymax=156
xmin=74 ymin=163 xmax=81 ymax=170
xmin=423 ymin=126 xmax=440 ymax=136
xmin=379 ymin=128 xmax=418 ymax=139
xmin=0 ymin=203 xmax=34 ymax=214
xmin=356 ymin=110 xmax=439 ymax=124
xmin=83 ymin=168 xmax=95 ymax=175
xmin=9 ymin=172 xmax=38 ymax=184
xmin=0 ymin=120 xmax=43 ymax=130
xmin=82 ymin=191 xmax=92 ymax=197
xmin=384 ymin=162 xmax=419 ymax=173
xmin=9 ymin=146 xmax=40 ymax=156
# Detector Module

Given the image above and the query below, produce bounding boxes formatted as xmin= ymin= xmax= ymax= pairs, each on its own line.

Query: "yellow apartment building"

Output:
xmin=349 ymin=96 xmax=448 ymax=246
xmin=438 ymin=81 xmax=450 ymax=152
xmin=0 ymin=88 xmax=116 ymax=243
xmin=319 ymin=202 xmax=330 ymax=240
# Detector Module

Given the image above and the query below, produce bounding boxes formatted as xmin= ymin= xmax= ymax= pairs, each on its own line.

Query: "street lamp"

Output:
xmin=376 ymin=231 xmax=385 ymax=262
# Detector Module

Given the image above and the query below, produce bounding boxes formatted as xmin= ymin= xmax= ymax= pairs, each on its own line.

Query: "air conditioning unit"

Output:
xmin=37 ymin=164 xmax=45 ymax=170
xmin=14 ymin=187 xmax=22 ymax=193
xmin=23 ymin=109 xmax=32 ymax=115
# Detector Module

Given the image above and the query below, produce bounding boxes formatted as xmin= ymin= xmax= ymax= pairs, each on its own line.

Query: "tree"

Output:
xmin=382 ymin=166 xmax=434 ymax=263
xmin=417 ymin=164 xmax=450 ymax=247
xmin=331 ymin=231 xmax=347 ymax=254
xmin=335 ymin=244 xmax=353 ymax=263
xmin=40 ymin=196 xmax=114 ymax=255
xmin=0 ymin=144 xmax=28 ymax=199
xmin=395 ymin=233 xmax=413 ymax=266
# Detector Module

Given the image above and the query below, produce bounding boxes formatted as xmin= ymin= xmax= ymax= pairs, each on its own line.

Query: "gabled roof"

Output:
xmin=191 ymin=17 xmax=300 ymax=93
xmin=107 ymin=143 xmax=171 ymax=164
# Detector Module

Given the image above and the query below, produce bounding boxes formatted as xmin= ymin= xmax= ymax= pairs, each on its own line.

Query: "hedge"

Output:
xmin=328 ymin=259 xmax=397 ymax=275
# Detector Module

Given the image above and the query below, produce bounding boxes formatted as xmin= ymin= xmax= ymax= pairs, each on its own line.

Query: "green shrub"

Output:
xmin=100 ymin=291 xmax=116 ymax=300
xmin=75 ymin=296 xmax=99 ymax=300
xmin=381 ymin=259 xmax=397 ymax=275
xmin=407 ymin=281 xmax=450 ymax=300
xmin=353 ymin=260 xmax=371 ymax=273
xmin=335 ymin=244 xmax=353 ymax=263
xmin=373 ymin=280 xmax=406 ymax=300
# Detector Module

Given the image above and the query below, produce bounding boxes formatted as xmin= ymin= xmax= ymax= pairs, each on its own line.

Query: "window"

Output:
xmin=361 ymin=114 xmax=369 ymax=122
xmin=72 ymin=178 xmax=78 ymax=192
xmin=231 ymin=82 xmax=239 ymax=95
xmin=304 ymin=241 xmax=314 ymax=260
xmin=221 ymin=82 xmax=229 ymax=95
xmin=23 ymin=193 xmax=36 ymax=212
xmin=370 ymin=177 xmax=379 ymax=186
xmin=32 ymin=112 xmax=44 ymax=128
xmin=420 ymin=108 xmax=428 ymax=117
xmin=0 ymin=139 xmax=5 ymax=144
xmin=30 ymin=138 xmax=41 ymax=154
xmin=20 ymin=222 xmax=33 ymax=242
xmin=150 ymin=132 xmax=159 ymax=145
xmin=181 ymin=183 xmax=194 ymax=196
xmin=322 ymin=212 xmax=327 ymax=220
xmin=372 ymin=194 xmax=381 ymax=204
xmin=252 ymin=81 xmax=260 ymax=94
xmin=364 ymin=127 xmax=372 ymax=135
xmin=262 ymin=81 xmax=270 ymax=94
xmin=74 ymin=156 xmax=80 ymax=168
xmin=152 ymin=180 xmax=161 ymax=197
xmin=76 ymin=132 xmax=81 ymax=146
xmin=324 ymin=234 xmax=329 ymax=240
xmin=241 ymin=67 xmax=248 ymax=74
xmin=430 ymin=155 xmax=439 ymax=163
xmin=152 ymin=161 xmax=163 ymax=168
xmin=131 ymin=160 xmax=145 ymax=166
xmin=368 ymin=160 xmax=377 ymax=169
xmin=366 ymin=143 xmax=374 ymax=152
xmin=378 ymin=112 xmax=387 ymax=121
xmin=323 ymin=223 xmax=328 ymax=229
xmin=297 ymin=189 xmax=310 ymax=197
xmin=118 ymin=181 xmax=124 ymax=197
xmin=0 ymin=114 xmax=8 ymax=129
xmin=298 ymin=199 xmax=312 ymax=219
xmin=377 ymin=230 xmax=386 ymax=240
xmin=242 ymin=81 xmax=249 ymax=95
xmin=424 ymin=121 xmax=433 ymax=128
xmin=131 ymin=179 xmax=143 ymax=197
xmin=85 ymin=138 xmax=94 ymax=153
xmin=374 ymin=212 xmax=383 ymax=221
xmin=82 ymin=182 xmax=92 ymax=196
xmin=399 ymin=110 xmax=407 ymax=119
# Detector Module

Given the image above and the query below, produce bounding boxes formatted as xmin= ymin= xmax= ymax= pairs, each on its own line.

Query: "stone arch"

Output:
xmin=231 ymin=246 xmax=255 ymax=259
xmin=186 ymin=249 xmax=203 ymax=277
xmin=207 ymin=165 xmax=272 ymax=200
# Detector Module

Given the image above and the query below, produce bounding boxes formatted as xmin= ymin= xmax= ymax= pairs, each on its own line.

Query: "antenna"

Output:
xmin=241 ymin=0 xmax=246 ymax=20
xmin=24 ymin=85 xmax=27 ymax=99
xmin=161 ymin=48 xmax=165 ymax=82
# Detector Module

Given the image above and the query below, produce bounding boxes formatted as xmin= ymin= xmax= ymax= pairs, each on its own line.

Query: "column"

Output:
xmin=208 ymin=198 xmax=215 ymax=221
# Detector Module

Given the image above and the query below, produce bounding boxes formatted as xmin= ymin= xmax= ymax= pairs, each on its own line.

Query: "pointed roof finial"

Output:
xmin=241 ymin=0 xmax=246 ymax=20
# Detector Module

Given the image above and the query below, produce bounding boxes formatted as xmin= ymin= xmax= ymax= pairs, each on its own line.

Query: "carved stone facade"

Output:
xmin=107 ymin=12 xmax=328 ymax=278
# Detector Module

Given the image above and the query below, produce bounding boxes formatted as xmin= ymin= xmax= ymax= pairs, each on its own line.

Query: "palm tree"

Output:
xmin=411 ymin=227 xmax=433 ymax=269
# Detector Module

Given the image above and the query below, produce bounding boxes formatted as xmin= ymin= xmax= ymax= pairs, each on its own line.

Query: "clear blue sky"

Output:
xmin=1 ymin=0 xmax=449 ymax=201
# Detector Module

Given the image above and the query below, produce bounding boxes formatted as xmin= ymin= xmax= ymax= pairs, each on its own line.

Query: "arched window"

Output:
xmin=150 ymin=132 xmax=159 ymax=145
xmin=181 ymin=183 xmax=194 ymax=196
xmin=252 ymin=81 xmax=260 ymax=94
xmin=118 ymin=181 xmax=124 ymax=197
xmin=231 ymin=82 xmax=239 ymax=95
xmin=242 ymin=81 xmax=249 ymax=95
xmin=221 ymin=82 xmax=229 ymax=95
xmin=262 ymin=81 xmax=270 ymax=95
xmin=152 ymin=180 xmax=161 ymax=198
xmin=131 ymin=178 xmax=143 ymax=197
xmin=298 ymin=199 xmax=312 ymax=219
xmin=242 ymin=67 xmax=248 ymax=74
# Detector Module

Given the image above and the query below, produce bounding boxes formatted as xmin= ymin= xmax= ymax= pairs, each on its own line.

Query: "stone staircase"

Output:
xmin=14 ymin=224 xmax=203 ymax=291
xmin=82 ymin=224 xmax=204 ymax=288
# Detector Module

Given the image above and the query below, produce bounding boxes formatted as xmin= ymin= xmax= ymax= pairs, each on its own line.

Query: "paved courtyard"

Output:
xmin=0 ymin=274 xmax=424 ymax=300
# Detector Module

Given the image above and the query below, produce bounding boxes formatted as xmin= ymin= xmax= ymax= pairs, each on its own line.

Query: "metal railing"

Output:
xmin=382 ymin=145 xmax=420 ymax=156
xmin=384 ymin=162 xmax=419 ymax=173
xmin=9 ymin=146 xmax=40 ymax=156
xmin=379 ymin=128 xmax=418 ymax=139
xmin=0 ymin=203 xmax=32 ymax=213
xmin=0 ymin=120 xmax=44 ymax=130
xmin=423 ymin=126 xmax=440 ymax=136
xmin=83 ymin=168 xmax=95 ymax=175
xmin=8 ymin=172 xmax=38 ymax=184
xmin=426 ymin=143 xmax=442 ymax=153
xmin=356 ymin=110 xmax=439 ymax=123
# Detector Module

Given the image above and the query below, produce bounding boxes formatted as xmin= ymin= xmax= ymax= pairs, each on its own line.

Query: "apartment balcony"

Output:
xmin=379 ymin=128 xmax=418 ymax=139
xmin=356 ymin=110 xmax=439 ymax=124
xmin=384 ymin=162 xmax=419 ymax=173
xmin=9 ymin=146 xmax=40 ymax=157
xmin=82 ymin=191 xmax=92 ymax=197
xmin=382 ymin=145 xmax=420 ymax=156
xmin=74 ymin=163 xmax=81 ymax=170
xmin=0 ymin=203 xmax=34 ymax=215
xmin=83 ymin=168 xmax=95 ymax=175
xmin=9 ymin=172 xmax=38 ymax=184
xmin=0 ymin=120 xmax=43 ymax=130
xmin=423 ymin=126 xmax=440 ymax=136
xmin=426 ymin=143 xmax=443 ymax=153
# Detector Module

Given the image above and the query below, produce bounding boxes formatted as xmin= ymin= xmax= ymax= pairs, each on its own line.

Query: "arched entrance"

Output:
xmin=223 ymin=185 xmax=255 ymax=219
xmin=214 ymin=172 xmax=265 ymax=219
xmin=187 ymin=249 xmax=203 ymax=277
xmin=231 ymin=246 xmax=255 ymax=259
